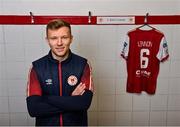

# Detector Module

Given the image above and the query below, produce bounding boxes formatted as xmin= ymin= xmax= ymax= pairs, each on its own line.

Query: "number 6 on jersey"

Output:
xmin=140 ymin=49 xmax=149 ymax=69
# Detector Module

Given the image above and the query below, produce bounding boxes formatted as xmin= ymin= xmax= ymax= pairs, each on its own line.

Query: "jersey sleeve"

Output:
xmin=80 ymin=61 xmax=94 ymax=93
xmin=26 ymin=65 xmax=42 ymax=97
xmin=156 ymin=36 xmax=169 ymax=62
xmin=121 ymin=34 xmax=130 ymax=59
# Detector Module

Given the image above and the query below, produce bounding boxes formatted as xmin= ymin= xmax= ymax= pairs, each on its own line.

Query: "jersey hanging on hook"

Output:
xmin=120 ymin=26 xmax=169 ymax=95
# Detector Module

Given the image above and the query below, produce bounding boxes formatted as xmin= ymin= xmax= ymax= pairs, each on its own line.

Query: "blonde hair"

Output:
xmin=46 ymin=19 xmax=71 ymax=37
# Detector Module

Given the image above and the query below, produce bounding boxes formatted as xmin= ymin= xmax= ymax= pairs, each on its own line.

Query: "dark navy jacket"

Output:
xmin=26 ymin=50 xmax=93 ymax=126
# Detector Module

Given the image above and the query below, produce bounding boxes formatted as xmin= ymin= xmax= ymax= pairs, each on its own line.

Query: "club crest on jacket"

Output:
xmin=67 ymin=75 xmax=78 ymax=86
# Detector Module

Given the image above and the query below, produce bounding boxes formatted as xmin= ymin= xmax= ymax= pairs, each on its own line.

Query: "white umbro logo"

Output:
xmin=45 ymin=79 xmax=52 ymax=85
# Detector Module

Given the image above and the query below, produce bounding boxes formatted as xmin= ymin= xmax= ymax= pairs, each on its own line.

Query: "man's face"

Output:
xmin=47 ymin=26 xmax=73 ymax=60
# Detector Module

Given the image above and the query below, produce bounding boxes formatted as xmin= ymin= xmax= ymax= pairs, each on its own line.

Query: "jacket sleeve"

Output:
xmin=46 ymin=90 xmax=93 ymax=111
xmin=26 ymin=66 xmax=62 ymax=117
xmin=26 ymin=96 xmax=62 ymax=117
xmin=46 ymin=62 xmax=94 ymax=111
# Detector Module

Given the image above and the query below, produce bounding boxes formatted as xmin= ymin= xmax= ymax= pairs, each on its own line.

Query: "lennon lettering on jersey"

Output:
xmin=137 ymin=41 xmax=152 ymax=47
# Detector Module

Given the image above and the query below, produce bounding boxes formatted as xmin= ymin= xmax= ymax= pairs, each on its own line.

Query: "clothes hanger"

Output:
xmin=137 ymin=13 xmax=155 ymax=30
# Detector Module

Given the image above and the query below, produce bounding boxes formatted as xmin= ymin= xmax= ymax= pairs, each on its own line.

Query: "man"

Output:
xmin=26 ymin=19 xmax=94 ymax=126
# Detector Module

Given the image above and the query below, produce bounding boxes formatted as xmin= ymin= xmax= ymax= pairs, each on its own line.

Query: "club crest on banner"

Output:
xmin=67 ymin=75 xmax=78 ymax=86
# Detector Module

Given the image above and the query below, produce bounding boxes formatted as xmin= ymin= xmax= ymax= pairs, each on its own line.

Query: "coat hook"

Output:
xmin=144 ymin=13 xmax=149 ymax=24
xmin=30 ymin=12 xmax=34 ymax=24
xmin=88 ymin=11 xmax=92 ymax=24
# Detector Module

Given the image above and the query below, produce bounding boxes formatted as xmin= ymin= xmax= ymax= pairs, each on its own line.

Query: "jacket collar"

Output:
xmin=48 ymin=50 xmax=72 ymax=64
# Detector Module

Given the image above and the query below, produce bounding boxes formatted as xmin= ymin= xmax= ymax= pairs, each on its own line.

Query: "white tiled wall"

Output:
xmin=0 ymin=0 xmax=180 ymax=126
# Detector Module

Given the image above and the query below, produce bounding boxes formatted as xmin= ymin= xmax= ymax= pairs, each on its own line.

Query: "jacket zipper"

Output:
xmin=58 ymin=63 xmax=63 ymax=126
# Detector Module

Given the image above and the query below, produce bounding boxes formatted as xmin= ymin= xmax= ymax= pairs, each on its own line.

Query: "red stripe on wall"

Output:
xmin=0 ymin=15 xmax=180 ymax=25
xmin=0 ymin=15 xmax=97 ymax=25
xmin=135 ymin=15 xmax=180 ymax=24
